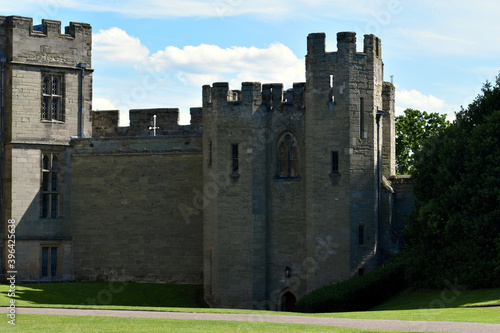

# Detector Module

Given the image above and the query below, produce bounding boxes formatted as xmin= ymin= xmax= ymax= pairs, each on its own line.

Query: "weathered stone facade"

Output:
xmin=0 ymin=16 xmax=413 ymax=310
xmin=0 ymin=16 xmax=92 ymax=282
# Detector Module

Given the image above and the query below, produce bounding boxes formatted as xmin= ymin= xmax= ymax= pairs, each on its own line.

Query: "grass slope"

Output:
xmin=372 ymin=288 xmax=500 ymax=310
xmin=315 ymin=288 xmax=500 ymax=324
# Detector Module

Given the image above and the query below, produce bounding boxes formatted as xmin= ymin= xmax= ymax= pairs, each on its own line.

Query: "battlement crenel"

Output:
xmin=92 ymin=107 xmax=203 ymax=138
xmin=5 ymin=16 xmax=91 ymax=40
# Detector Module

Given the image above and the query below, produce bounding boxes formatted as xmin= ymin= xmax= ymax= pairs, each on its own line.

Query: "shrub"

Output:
xmin=295 ymin=258 xmax=406 ymax=313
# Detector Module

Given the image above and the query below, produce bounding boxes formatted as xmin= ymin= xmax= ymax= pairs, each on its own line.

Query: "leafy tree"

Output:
xmin=396 ymin=109 xmax=449 ymax=174
xmin=403 ymin=77 xmax=500 ymax=288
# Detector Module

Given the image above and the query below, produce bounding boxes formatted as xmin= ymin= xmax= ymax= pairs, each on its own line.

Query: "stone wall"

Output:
xmin=3 ymin=16 xmax=93 ymax=142
xmin=379 ymin=175 xmax=413 ymax=260
xmin=1 ymin=16 xmax=92 ymax=281
xmin=391 ymin=175 xmax=413 ymax=231
xmin=71 ymin=136 xmax=203 ymax=283
xmin=7 ymin=65 xmax=92 ymax=143
xmin=4 ymin=145 xmax=74 ymax=281
xmin=5 ymin=16 xmax=91 ymax=67
xmin=92 ymin=108 xmax=202 ymax=137
xmin=304 ymin=32 xmax=388 ymax=287
xmin=202 ymin=82 xmax=267 ymax=308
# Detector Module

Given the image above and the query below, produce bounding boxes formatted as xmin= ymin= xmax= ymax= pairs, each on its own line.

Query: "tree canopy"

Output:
xmin=395 ymin=108 xmax=449 ymax=175
xmin=403 ymin=77 xmax=500 ymax=288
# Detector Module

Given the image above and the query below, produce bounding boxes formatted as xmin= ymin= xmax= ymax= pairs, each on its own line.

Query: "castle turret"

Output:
xmin=303 ymin=31 xmax=391 ymax=290
xmin=203 ymin=31 xmax=395 ymax=309
xmin=1 ymin=16 xmax=92 ymax=281
xmin=202 ymin=81 xmax=269 ymax=309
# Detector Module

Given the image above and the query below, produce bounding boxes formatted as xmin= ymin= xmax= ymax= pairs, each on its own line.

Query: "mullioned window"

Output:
xmin=42 ymin=73 xmax=64 ymax=122
xmin=41 ymin=153 xmax=61 ymax=219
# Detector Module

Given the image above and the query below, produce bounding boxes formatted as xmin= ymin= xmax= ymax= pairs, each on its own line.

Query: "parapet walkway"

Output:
xmin=2 ymin=307 xmax=500 ymax=332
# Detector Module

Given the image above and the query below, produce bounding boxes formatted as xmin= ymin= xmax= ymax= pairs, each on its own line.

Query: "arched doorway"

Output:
xmin=280 ymin=291 xmax=297 ymax=312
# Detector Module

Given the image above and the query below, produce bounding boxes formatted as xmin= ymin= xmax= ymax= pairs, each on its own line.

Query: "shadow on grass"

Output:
xmin=1 ymin=282 xmax=208 ymax=308
xmin=371 ymin=287 xmax=500 ymax=311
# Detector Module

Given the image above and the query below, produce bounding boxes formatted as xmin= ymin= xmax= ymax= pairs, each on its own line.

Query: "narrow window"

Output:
xmin=50 ymin=247 xmax=58 ymax=277
xmin=42 ymin=73 xmax=64 ymax=122
xmin=41 ymin=153 xmax=61 ymax=219
xmin=41 ymin=246 xmax=58 ymax=278
xmin=279 ymin=141 xmax=288 ymax=177
xmin=277 ymin=133 xmax=299 ymax=178
xmin=358 ymin=225 xmax=365 ymax=245
xmin=329 ymin=75 xmax=334 ymax=102
xmin=209 ymin=141 xmax=213 ymax=167
xmin=360 ymin=98 xmax=365 ymax=139
xmin=358 ymin=268 xmax=365 ymax=276
xmin=290 ymin=141 xmax=298 ymax=177
xmin=231 ymin=144 xmax=238 ymax=174
xmin=41 ymin=247 xmax=49 ymax=277
xmin=331 ymin=151 xmax=339 ymax=174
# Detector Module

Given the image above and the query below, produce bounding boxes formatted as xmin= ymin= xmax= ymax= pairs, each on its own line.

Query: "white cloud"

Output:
xmin=395 ymin=89 xmax=453 ymax=116
xmin=147 ymin=42 xmax=305 ymax=87
xmin=93 ymin=27 xmax=149 ymax=64
xmin=90 ymin=27 xmax=305 ymax=126
xmin=93 ymin=28 xmax=304 ymax=87
xmin=92 ymin=97 xmax=116 ymax=111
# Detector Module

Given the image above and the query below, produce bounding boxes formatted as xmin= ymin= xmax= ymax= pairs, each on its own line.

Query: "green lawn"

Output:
xmin=0 ymin=314 xmax=430 ymax=333
xmin=0 ymin=282 xmax=207 ymax=308
xmin=1 ymin=282 xmax=499 ymax=330
xmin=316 ymin=287 xmax=500 ymax=324
xmin=372 ymin=287 xmax=500 ymax=310
xmin=316 ymin=307 xmax=500 ymax=324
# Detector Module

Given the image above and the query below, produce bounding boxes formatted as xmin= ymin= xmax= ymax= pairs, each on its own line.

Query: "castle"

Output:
xmin=0 ymin=16 xmax=412 ymax=310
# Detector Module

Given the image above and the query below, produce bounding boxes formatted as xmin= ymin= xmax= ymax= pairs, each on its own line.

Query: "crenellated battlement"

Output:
xmin=307 ymin=31 xmax=382 ymax=62
xmin=1 ymin=16 xmax=92 ymax=67
xmin=4 ymin=16 xmax=91 ymax=40
xmin=202 ymin=81 xmax=306 ymax=112
xmin=305 ymin=30 xmax=386 ymax=114
xmin=92 ymin=108 xmax=202 ymax=137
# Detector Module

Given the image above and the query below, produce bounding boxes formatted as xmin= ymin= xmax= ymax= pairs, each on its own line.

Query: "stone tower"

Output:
xmin=0 ymin=16 xmax=92 ymax=280
xmin=202 ymin=82 xmax=269 ymax=308
xmin=203 ymin=32 xmax=395 ymax=309
xmin=304 ymin=32 xmax=395 ymax=289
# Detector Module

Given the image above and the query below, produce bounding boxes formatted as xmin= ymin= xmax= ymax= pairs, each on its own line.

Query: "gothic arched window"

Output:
xmin=278 ymin=133 xmax=298 ymax=178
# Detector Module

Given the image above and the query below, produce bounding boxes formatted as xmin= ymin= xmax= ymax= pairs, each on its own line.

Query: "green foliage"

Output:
xmin=295 ymin=258 xmax=406 ymax=313
xmin=395 ymin=108 xmax=449 ymax=174
xmin=404 ymin=76 xmax=500 ymax=289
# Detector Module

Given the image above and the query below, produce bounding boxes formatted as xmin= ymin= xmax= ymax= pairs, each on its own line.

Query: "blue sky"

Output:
xmin=4 ymin=0 xmax=500 ymax=125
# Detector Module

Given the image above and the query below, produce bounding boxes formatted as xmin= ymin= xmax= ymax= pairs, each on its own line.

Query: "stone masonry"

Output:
xmin=0 ymin=15 xmax=413 ymax=310
xmin=0 ymin=16 xmax=91 ymax=281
